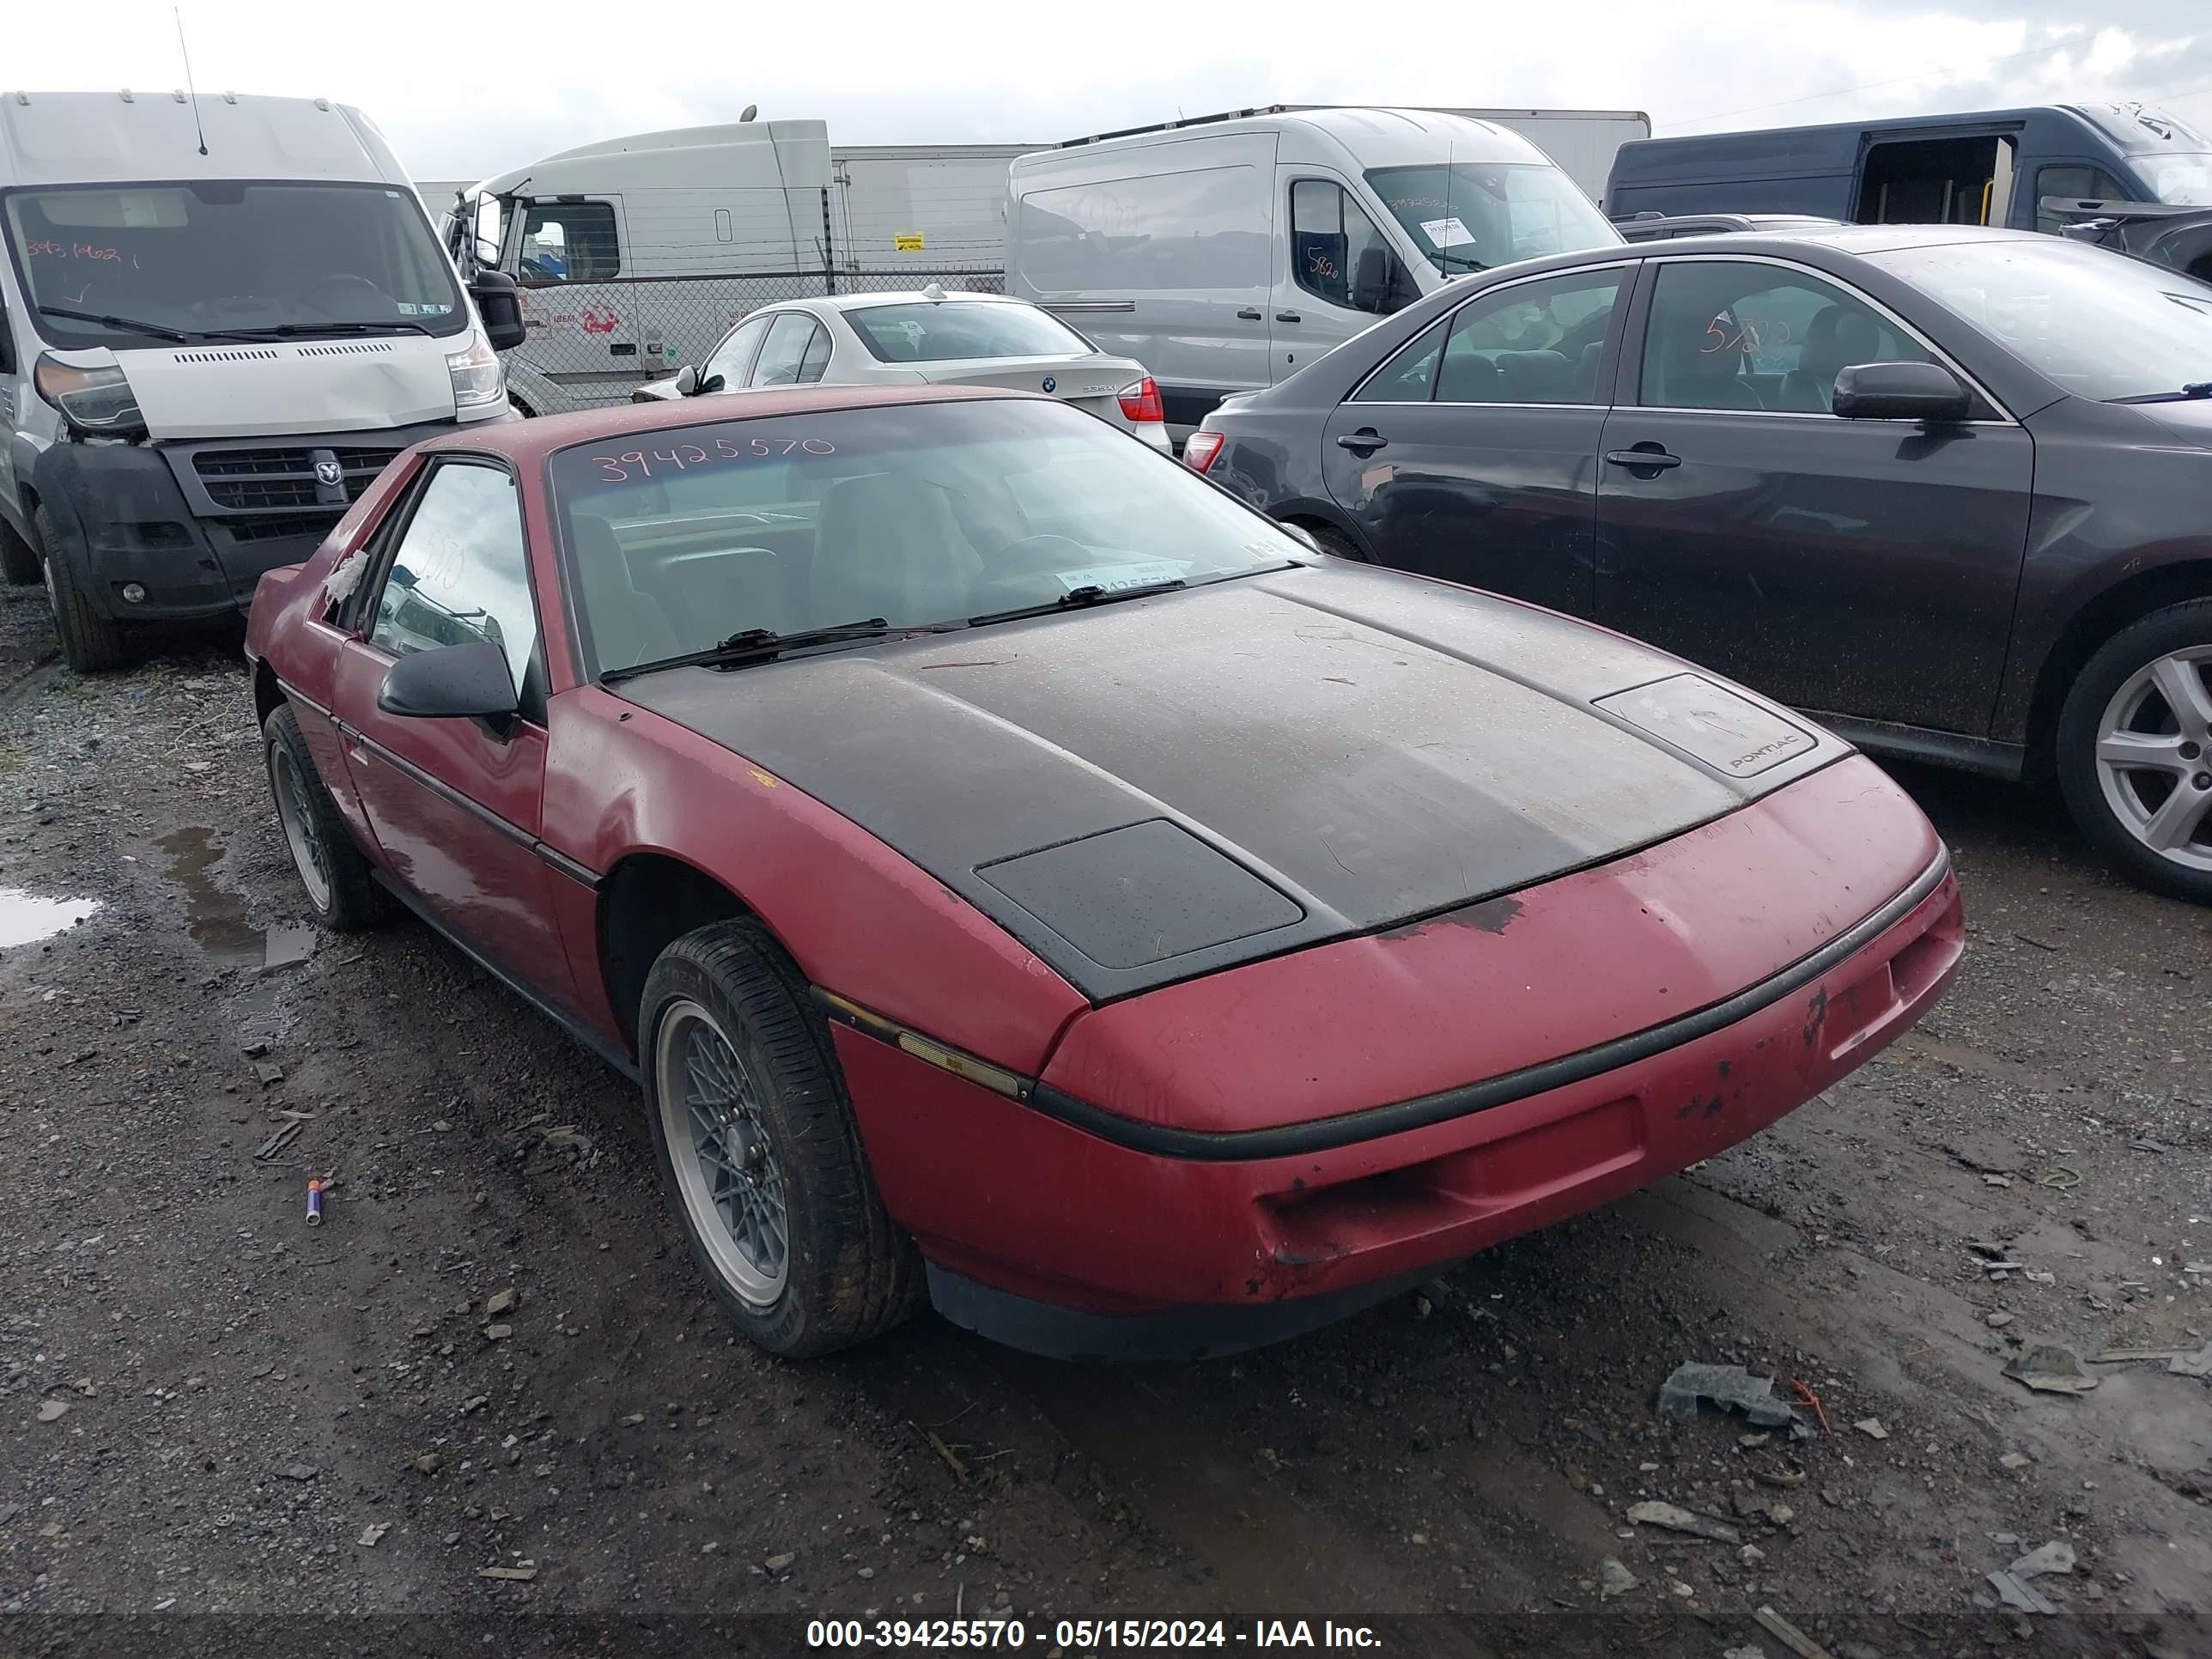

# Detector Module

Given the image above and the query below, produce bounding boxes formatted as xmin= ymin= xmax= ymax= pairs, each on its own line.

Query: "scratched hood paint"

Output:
xmin=617 ymin=559 xmax=1850 ymax=1000
xmin=113 ymin=337 xmax=461 ymax=440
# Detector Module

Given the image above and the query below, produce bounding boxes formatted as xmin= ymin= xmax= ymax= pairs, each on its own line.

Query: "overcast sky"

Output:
xmin=9 ymin=2 xmax=2209 ymax=181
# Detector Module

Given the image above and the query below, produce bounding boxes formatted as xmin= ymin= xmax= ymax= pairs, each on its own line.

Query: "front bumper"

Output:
xmin=31 ymin=417 xmax=471 ymax=623
xmin=839 ymin=855 xmax=1960 ymax=1359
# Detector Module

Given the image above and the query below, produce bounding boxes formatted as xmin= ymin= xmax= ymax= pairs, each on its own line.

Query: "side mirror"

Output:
xmin=470 ymin=270 xmax=527 ymax=352
xmin=1352 ymin=246 xmax=1395 ymax=313
xmin=696 ymin=371 xmax=726 ymax=395
xmin=672 ymin=365 xmax=701 ymax=397
xmin=377 ymin=640 xmax=520 ymax=721
xmin=1832 ymin=361 xmax=1972 ymax=423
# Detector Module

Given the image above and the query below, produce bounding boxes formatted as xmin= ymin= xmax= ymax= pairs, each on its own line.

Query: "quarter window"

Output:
xmin=1638 ymin=262 xmax=1929 ymax=414
xmin=1291 ymin=180 xmax=1402 ymax=313
xmin=518 ymin=200 xmax=620 ymax=283
xmin=1433 ymin=269 xmax=1623 ymax=404
xmin=370 ymin=463 xmax=538 ymax=701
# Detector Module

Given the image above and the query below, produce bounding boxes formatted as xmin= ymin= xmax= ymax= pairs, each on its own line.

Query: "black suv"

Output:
xmin=1188 ymin=225 xmax=2212 ymax=902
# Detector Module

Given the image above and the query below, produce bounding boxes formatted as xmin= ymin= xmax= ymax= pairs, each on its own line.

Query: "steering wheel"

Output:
xmin=519 ymin=256 xmax=553 ymax=280
xmin=302 ymin=272 xmax=391 ymax=315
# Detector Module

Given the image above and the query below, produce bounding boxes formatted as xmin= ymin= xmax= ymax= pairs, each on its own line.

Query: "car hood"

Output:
xmin=112 ymin=337 xmax=462 ymax=440
xmin=617 ymin=561 xmax=1846 ymax=1000
xmin=2130 ymin=394 xmax=2212 ymax=449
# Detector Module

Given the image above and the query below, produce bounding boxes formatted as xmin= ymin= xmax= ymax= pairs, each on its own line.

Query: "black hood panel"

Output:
xmin=618 ymin=561 xmax=1841 ymax=1000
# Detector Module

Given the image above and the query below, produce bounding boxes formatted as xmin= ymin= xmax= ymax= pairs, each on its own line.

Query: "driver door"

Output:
xmin=512 ymin=194 xmax=641 ymax=410
xmin=331 ymin=457 xmax=573 ymax=1003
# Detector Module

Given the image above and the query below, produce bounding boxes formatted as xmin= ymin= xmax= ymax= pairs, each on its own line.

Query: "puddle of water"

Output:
xmin=156 ymin=826 xmax=264 ymax=969
xmin=0 ymin=888 xmax=101 ymax=948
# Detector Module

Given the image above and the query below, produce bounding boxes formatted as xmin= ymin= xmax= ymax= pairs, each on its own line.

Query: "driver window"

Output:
xmin=518 ymin=201 xmax=620 ymax=284
xmin=370 ymin=463 xmax=539 ymax=703
xmin=1639 ymin=263 xmax=1929 ymax=414
xmin=753 ymin=313 xmax=823 ymax=386
xmin=1291 ymin=180 xmax=1400 ymax=313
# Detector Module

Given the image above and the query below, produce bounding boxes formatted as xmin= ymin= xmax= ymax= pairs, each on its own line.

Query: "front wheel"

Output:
xmin=641 ymin=919 xmax=921 ymax=1358
xmin=38 ymin=507 xmax=128 ymax=673
xmin=2056 ymin=600 xmax=2212 ymax=904
xmin=264 ymin=703 xmax=392 ymax=931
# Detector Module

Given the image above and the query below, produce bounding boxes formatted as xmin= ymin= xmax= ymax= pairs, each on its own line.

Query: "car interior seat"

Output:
xmin=1656 ymin=319 xmax=1766 ymax=410
xmin=1781 ymin=305 xmax=1883 ymax=412
xmin=1435 ymin=349 xmax=1502 ymax=403
xmin=811 ymin=472 xmax=983 ymax=628
xmin=569 ymin=514 xmax=680 ymax=672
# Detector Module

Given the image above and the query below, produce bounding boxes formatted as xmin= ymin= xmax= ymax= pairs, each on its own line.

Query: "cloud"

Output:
xmin=4 ymin=0 xmax=2204 ymax=179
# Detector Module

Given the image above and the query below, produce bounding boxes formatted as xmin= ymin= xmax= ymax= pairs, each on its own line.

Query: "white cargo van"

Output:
xmin=0 ymin=89 xmax=525 ymax=672
xmin=1007 ymin=106 xmax=1624 ymax=433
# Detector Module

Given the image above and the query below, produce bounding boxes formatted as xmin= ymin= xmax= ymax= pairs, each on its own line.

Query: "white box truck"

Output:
xmin=0 ymin=88 xmax=526 ymax=671
xmin=447 ymin=128 xmax=1038 ymax=416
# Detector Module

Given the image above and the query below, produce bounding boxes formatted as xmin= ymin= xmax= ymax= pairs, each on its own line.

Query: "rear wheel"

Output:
xmin=38 ymin=507 xmax=128 ymax=673
xmin=641 ymin=919 xmax=921 ymax=1358
xmin=2056 ymin=600 xmax=2212 ymax=904
xmin=0 ymin=515 xmax=38 ymax=586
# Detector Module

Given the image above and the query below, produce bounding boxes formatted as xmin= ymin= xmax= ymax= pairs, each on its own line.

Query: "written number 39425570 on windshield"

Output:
xmin=592 ymin=435 xmax=837 ymax=482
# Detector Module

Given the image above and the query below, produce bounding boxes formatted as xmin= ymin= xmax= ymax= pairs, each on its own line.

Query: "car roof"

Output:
xmin=1512 ymin=220 xmax=2045 ymax=272
xmin=424 ymin=384 xmax=1041 ymax=463
xmin=811 ymin=289 xmax=1028 ymax=313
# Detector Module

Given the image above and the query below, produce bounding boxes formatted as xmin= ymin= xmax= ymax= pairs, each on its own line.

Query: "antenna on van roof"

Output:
xmin=173 ymin=8 xmax=209 ymax=155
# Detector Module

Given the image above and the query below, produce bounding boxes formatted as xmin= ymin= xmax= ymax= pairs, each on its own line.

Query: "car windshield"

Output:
xmin=550 ymin=399 xmax=1303 ymax=676
xmin=844 ymin=301 xmax=1094 ymax=363
xmin=3 ymin=180 xmax=465 ymax=348
xmin=1864 ymin=238 xmax=2212 ymax=403
xmin=1365 ymin=163 xmax=1619 ymax=276
xmin=2144 ymin=153 xmax=2212 ymax=206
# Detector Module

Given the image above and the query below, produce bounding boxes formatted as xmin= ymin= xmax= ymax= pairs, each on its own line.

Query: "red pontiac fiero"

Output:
xmin=244 ymin=386 xmax=1963 ymax=1360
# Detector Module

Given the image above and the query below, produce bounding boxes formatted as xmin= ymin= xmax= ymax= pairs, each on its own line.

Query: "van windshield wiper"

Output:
xmin=969 ymin=578 xmax=1186 ymax=627
xmin=2111 ymin=381 xmax=2212 ymax=404
xmin=37 ymin=304 xmax=202 ymax=343
xmin=601 ymin=617 xmax=931 ymax=682
xmin=250 ymin=319 xmax=437 ymax=338
xmin=1429 ymin=250 xmax=1487 ymax=272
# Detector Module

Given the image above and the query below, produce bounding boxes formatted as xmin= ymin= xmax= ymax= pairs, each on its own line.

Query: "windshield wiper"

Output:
xmin=1429 ymin=250 xmax=1487 ymax=272
xmin=2111 ymin=381 xmax=2212 ymax=404
xmin=969 ymin=578 xmax=1186 ymax=627
xmin=249 ymin=319 xmax=436 ymax=338
xmin=600 ymin=617 xmax=912 ymax=682
xmin=36 ymin=304 xmax=202 ymax=343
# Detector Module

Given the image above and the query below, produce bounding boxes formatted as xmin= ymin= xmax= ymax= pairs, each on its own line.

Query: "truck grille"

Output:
xmin=222 ymin=512 xmax=346 ymax=544
xmin=192 ymin=446 xmax=402 ymax=511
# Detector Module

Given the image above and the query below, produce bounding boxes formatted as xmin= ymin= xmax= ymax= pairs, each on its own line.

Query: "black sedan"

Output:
xmin=1188 ymin=226 xmax=2212 ymax=904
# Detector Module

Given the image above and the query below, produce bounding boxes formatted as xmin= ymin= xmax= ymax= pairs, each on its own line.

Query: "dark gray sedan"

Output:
xmin=1188 ymin=226 xmax=2212 ymax=904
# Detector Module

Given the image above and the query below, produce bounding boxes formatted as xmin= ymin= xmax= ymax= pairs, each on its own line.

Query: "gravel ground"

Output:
xmin=1 ymin=582 xmax=2207 ymax=1659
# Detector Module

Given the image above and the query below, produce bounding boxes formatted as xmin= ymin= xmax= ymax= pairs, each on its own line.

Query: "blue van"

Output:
xmin=1607 ymin=103 xmax=2210 ymax=237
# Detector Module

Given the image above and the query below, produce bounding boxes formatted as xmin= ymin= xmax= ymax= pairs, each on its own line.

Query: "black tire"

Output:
xmin=2055 ymin=599 xmax=2212 ymax=905
xmin=641 ymin=919 xmax=922 ymax=1358
xmin=38 ymin=506 xmax=128 ymax=673
xmin=0 ymin=515 xmax=38 ymax=586
xmin=262 ymin=702 xmax=393 ymax=930
xmin=1297 ymin=521 xmax=1370 ymax=563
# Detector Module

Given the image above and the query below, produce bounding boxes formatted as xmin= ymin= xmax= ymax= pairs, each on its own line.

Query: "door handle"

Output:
xmin=1276 ymin=311 xmax=1302 ymax=323
xmin=1606 ymin=446 xmax=1680 ymax=470
xmin=1237 ymin=307 xmax=1264 ymax=321
xmin=1335 ymin=428 xmax=1388 ymax=453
